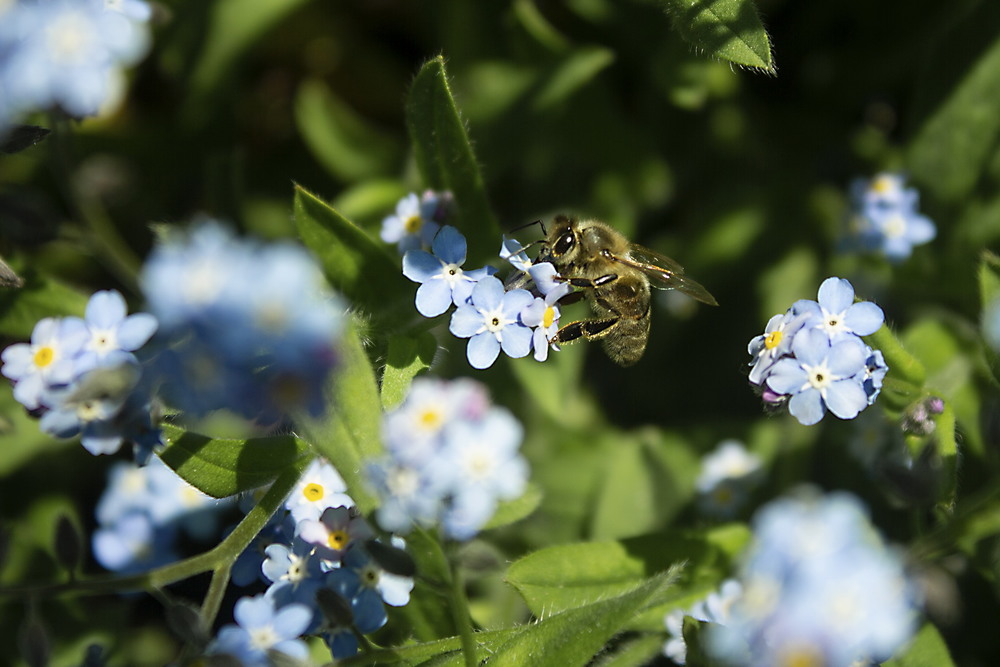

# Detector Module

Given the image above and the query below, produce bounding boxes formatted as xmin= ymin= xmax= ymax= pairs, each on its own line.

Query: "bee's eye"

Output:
xmin=553 ymin=232 xmax=575 ymax=256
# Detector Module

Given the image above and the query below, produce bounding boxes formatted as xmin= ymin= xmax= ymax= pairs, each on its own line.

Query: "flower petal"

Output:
xmin=117 ymin=313 xmax=159 ymax=350
xmin=470 ymin=276 xmax=505 ymax=311
xmin=431 ymin=226 xmax=467 ymax=265
xmin=466 ymin=333 xmax=500 ymax=369
xmin=817 ymin=277 xmax=855 ymax=313
xmin=842 ymin=301 xmax=883 ymax=337
xmin=500 ymin=324 xmax=532 ymax=359
xmin=450 ymin=304 xmax=484 ymax=338
xmin=402 ymin=250 xmax=442 ymax=284
xmin=788 ymin=389 xmax=825 ymax=425
xmin=825 ymin=379 xmax=869 ymax=420
xmin=415 ymin=280 xmax=454 ymax=317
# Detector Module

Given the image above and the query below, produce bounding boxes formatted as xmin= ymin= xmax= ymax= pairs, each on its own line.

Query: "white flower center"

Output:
xmin=89 ymin=328 xmax=119 ymax=354
xmin=804 ymin=360 xmax=834 ymax=391
xmin=462 ymin=445 xmax=496 ymax=480
xmin=249 ymin=625 xmax=279 ymax=651
xmin=439 ymin=263 xmax=465 ymax=287
xmin=819 ymin=309 xmax=848 ymax=337
xmin=480 ymin=306 xmax=508 ymax=338
xmin=387 ymin=467 xmax=420 ymax=497
xmin=47 ymin=12 xmax=95 ymax=64
xmin=883 ymin=213 xmax=907 ymax=238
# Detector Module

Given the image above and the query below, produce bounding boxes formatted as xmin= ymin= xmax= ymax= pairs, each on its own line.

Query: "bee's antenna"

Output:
xmin=507 ymin=219 xmax=546 ymax=235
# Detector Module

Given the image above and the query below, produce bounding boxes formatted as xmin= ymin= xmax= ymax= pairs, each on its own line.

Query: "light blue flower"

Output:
xmin=366 ymin=458 xmax=445 ymax=534
xmin=519 ymin=263 xmax=571 ymax=361
xmin=1 ymin=316 xmax=89 ymax=410
xmin=860 ymin=347 xmax=888 ymax=405
xmin=695 ymin=440 xmax=764 ymax=519
xmin=208 ymin=594 xmax=311 ymax=666
xmin=708 ymin=491 xmax=918 ymax=667
xmin=847 ymin=173 xmax=936 ymax=262
xmin=92 ymin=511 xmax=177 ymax=573
xmin=381 ymin=192 xmax=442 ymax=254
xmin=285 ymin=457 xmax=353 ymax=524
xmin=296 ymin=505 xmax=374 ymax=562
xmin=793 ymin=277 xmax=884 ymax=342
xmin=765 ymin=328 xmax=869 ymax=425
xmin=449 ymin=276 xmax=534 ymax=369
xmin=500 ymin=235 xmax=536 ymax=273
xmin=746 ymin=309 xmax=809 ymax=385
xmin=76 ymin=289 xmax=157 ymax=373
xmin=103 ymin=0 xmax=153 ymax=23
xmin=403 ymin=225 xmax=495 ymax=317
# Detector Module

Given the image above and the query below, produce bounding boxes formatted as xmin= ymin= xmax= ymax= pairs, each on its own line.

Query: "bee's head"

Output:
xmin=547 ymin=215 xmax=579 ymax=260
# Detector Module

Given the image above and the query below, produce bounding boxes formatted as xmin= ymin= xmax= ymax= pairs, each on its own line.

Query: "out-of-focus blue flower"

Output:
xmin=747 ymin=277 xmax=887 ymax=425
xmin=92 ymin=457 xmax=233 ymax=572
xmin=433 ymin=408 xmax=528 ymax=540
xmin=707 ymin=491 xmax=918 ymax=666
xmin=103 ymin=0 xmax=153 ymax=22
xmin=325 ymin=542 xmax=414 ymax=635
xmin=323 ymin=626 xmax=360 ymax=661
xmin=368 ymin=377 xmax=529 ymax=541
xmin=846 ymin=173 xmax=936 ymax=262
xmin=285 ymin=457 xmax=352 ymax=524
xmin=140 ymin=221 xmax=345 ymax=419
xmin=262 ymin=538 xmax=328 ymax=633
xmin=765 ymin=328 xmax=869 ymax=425
xmin=380 ymin=192 xmax=445 ymax=254
xmin=793 ymin=277 xmax=884 ymax=342
xmin=403 ymin=225 xmax=496 ymax=317
xmin=696 ymin=440 xmax=764 ymax=519
xmin=1 ymin=316 xmax=89 ymax=410
xmin=449 ymin=276 xmax=534 ymax=369
xmin=232 ymin=509 xmax=297 ymax=588
xmin=0 ymin=0 xmax=150 ymax=130
xmin=207 ymin=594 xmax=311 ymax=666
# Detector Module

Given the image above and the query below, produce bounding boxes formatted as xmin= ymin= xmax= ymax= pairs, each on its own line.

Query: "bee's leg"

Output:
xmin=559 ymin=274 xmax=618 ymax=289
xmin=550 ymin=315 xmax=619 ymax=345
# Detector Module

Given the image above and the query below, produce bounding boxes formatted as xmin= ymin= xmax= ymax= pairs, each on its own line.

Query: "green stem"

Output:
xmin=444 ymin=544 xmax=477 ymax=667
xmin=201 ymin=563 xmax=233 ymax=629
xmin=0 ymin=460 xmax=306 ymax=600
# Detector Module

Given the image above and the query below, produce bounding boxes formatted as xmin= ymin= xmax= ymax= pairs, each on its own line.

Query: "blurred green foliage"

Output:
xmin=3 ymin=0 xmax=1000 ymax=664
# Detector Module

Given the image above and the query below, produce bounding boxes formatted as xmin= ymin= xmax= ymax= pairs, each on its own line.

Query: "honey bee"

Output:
xmin=537 ymin=215 xmax=717 ymax=366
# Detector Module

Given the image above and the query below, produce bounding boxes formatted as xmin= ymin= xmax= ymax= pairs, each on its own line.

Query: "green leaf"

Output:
xmin=0 ymin=388 xmax=70 ymax=477
xmin=338 ymin=628 xmax=521 ymax=665
xmin=909 ymin=32 xmax=1000 ymax=203
xmin=295 ymin=78 xmax=402 ymax=182
xmin=506 ymin=526 xmax=747 ymax=621
xmin=531 ymin=46 xmax=616 ymax=111
xmin=482 ymin=482 xmax=543 ymax=531
xmin=978 ymin=250 xmax=1000 ymax=384
xmin=488 ymin=571 xmax=677 ymax=667
xmin=883 ymin=623 xmax=956 ymax=667
xmin=381 ymin=333 xmax=437 ymax=409
xmin=159 ymin=424 xmax=311 ymax=498
xmin=866 ymin=323 xmax=926 ymax=411
xmin=181 ymin=0 xmax=312 ymax=125
xmin=0 ymin=271 xmax=88 ymax=339
xmin=296 ymin=318 xmax=383 ymax=513
xmin=663 ymin=0 xmax=775 ymax=73
xmin=293 ymin=184 xmax=414 ymax=329
xmin=406 ymin=56 xmax=501 ymax=263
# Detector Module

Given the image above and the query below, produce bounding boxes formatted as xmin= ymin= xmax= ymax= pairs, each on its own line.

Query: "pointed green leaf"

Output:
xmin=381 ymin=332 xmax=438 ymax=409
xmin=159 ymin=424 xmax=311 ymax=498
xmin=0 ymin=271 xmax=88 ymax=339
xmin=506 ymin=526 xmax=746 ymax=619
xmin=663 ymin=0 xmax=775 ymax=73
xmin=296 ymin=318 xmax=382 ymax=513
xmin=482 ymin=482 xmax=543 ymax=531
xmin=406 ymin=56 xmax=500 ymax=263
xmin=295 ymin=78 xmax=402 ymax=182
xmin=909 ymin=33 xmax=1000 ymax=203
xmin=293 ymin=184 xmax=413 ymax=329
xmin=489 ymin=571 xmax=677 ymax=667
xmin=883 ymin=623 xmax=956 ymax=667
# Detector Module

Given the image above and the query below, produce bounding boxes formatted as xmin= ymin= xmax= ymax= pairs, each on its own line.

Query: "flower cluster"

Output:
xmin=663 ymin=579 xmax=742 ymax=665
xmin=366 ymin=377 xmax=529 ymax=540
xmin=0 ymin=0 xmax=152 ymax=134
xmin=92 ymin=456 xmax=233 ymax=573
xmin=695 ymin=440 xmax=764 ymax=519
xmin=747 ymin=277 xmax=887 ymax=426
xmin=140 ymin=222 xmax=345 ymax=420
xmin=1 ymin=289 xmax=160 ymax=461
xmin=211 ymin=458 xmax=414 ymax=664
xmin=845 ymin=173 xmax=936 ymax=262
xmin=392 ymin=199 xmax=568 ymax=369
xmin=707 ymin=491 xmax=919 ymax=666
xmin=380 ymin=190 xmax=451 ymax=254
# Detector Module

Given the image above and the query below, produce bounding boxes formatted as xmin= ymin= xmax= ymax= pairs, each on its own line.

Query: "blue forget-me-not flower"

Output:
xmin=846 ymin=173 xmax=936 ymax=262
xmin=449 ymin=276 xmax=534 ymax=369
xmin=403 ymin=225 xmax=496 ymax=317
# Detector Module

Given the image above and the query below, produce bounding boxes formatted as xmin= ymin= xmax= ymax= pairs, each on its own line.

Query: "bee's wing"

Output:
xmin=613 ymin=246 xmax=719 ymax=306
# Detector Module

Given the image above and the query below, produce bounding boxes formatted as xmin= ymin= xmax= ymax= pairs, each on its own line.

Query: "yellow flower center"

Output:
xmin=404 ymin=215 xmax=423 ymax=234
xmin=419 ymin=408 xmax=442 ymax=430
xmin=33 ymin=346 xmax=55 ymax=368
xmin=542 ymin=305 xmax=556 ymax=329
xmin=871 ymin=175 xmax=895 ymax=194
xmin=763 ymin=330 xmax=782 ymax=350
xmin=328 ymin=529 xmax=349 ymax=551
xmin=303 ymin=482 xmax=324 ymax=502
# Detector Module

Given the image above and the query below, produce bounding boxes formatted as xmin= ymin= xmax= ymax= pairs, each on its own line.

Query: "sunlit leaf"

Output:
xmin=159 ymin=424 xmax=311 ymax=498
xmin=483 ymin=482 xmax=543 ymax=531
xmin=663 ymin=0 xmax=775 ymax=73
xmin=883 ymin=622 xmax=956 ymax=667
xmin=295 ymin=78 xmax=402 ymax=182
xmin=406 ymin=56 xmax=500 ymax=263
xmin=293 ymin=184 xmax=413 ymax=329
xmin=0 ymin=271 xmax=89 ymax=339
xmin=381 ymin=332 xmax=437 ymax=409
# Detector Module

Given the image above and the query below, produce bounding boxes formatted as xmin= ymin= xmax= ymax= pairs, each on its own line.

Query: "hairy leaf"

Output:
xmin=663 ymin=0 xmax=775 ymax=73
